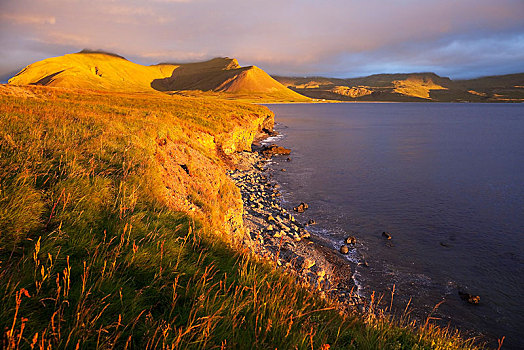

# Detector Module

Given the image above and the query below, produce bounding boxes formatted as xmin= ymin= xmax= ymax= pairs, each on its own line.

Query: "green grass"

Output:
xmin=0 ymin=85 xmax=486 ymax=349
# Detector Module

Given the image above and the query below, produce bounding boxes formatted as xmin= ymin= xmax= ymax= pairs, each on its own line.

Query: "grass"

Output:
xmin=0 ymin=84 xmax=486 ymax=349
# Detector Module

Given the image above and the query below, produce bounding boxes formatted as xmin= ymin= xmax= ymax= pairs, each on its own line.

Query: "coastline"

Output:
xmin=229 ymin=133 xmax=491 ymax=348
xmin=0 ymin=84 xmax=494 ymax=349
xmin=248 ymin=103 xmax=524 ymax=349
xmin=229 ymin=133 xmax=362 ymax=311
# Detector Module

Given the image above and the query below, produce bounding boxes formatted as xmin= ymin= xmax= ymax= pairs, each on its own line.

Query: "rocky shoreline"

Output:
xmin=228 ymin=138 xmax=362 ymax=311
xmin=232 ymin=134 xmax=497 ymax=348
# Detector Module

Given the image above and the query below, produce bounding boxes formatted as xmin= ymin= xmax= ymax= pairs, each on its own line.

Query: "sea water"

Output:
xmin=264 ymin=103 xmax=524 ymax=349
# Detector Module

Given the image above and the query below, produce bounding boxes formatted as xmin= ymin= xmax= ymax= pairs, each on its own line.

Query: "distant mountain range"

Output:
xmin=273 ymin=72 xmax=524 ymax=102
xmin=6 ymin=50 xmax=523 ymax=102
xmin=7 ymin=51 xmax=309 ymax=102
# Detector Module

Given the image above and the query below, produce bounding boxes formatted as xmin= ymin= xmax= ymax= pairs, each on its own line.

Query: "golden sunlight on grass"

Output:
xmin=0 ymin=85 xmax=484 ymax=349
xmin=8 ymin=52 xmax=177 ymax=92
xmin=393 ymin=76 xmax=447 ymax=99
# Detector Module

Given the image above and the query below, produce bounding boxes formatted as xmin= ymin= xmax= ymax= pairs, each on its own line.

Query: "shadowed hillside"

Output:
xmin=8 ymin=52 xmax=309 ymax=102
xmin=274 ymin=72 xmax=524 ymax=102
xmin=151 ymin=57 xmax=309 ymax=101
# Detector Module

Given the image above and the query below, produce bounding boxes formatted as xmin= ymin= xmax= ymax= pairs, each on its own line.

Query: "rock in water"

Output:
xmin=459 ymin=291 xmax=480 ymax=305
xmin=345 ymin=236 xmax=356 ymax=245
xmin=293 ymin=202 xmax=309 ymax=213
xmin=340 ymin=245 xmax=349 ymax=254
xmin=358 ymin=260 xmax=369 ymax=267
xmin=261 ymin=144 xmax=291 ymax=158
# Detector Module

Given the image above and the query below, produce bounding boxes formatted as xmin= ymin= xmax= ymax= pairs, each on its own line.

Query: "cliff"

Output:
xmin=153 ymin=101 xmax=274 ymax=244
xmin=0 ymin=84 xmax=273 ymax=247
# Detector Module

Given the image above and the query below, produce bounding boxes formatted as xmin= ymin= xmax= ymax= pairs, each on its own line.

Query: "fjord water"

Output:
xmin=264 ymin=103 xmax=524 ymax=348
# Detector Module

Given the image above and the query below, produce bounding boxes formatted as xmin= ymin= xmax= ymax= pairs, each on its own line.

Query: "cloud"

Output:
xmin=101 ymin=4 xmax=155 ymax=17
xmin=140 ymin=49 xmax=208 ymax=62
xmin=151 ymin=0 xmax=195 ymax=3
xmin=37 ymin=32 xmax=92 ymax=47
xmin=1 ymin=13 xmax=56 ymax=25
xmin=0 ymin=0 xmax=523 ymax=78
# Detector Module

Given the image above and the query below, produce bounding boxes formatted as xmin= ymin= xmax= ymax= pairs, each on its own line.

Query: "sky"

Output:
xmin=1 ymin=0 xmax=523 ymax=80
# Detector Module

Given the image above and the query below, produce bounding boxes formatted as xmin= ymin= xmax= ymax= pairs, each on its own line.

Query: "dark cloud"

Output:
xmin=1 ymin=0 xmax=523 ymax=79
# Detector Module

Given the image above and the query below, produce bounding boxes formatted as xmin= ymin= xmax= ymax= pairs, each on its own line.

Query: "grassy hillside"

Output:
xmin=0 ymin=84 xmax=485 ymax=349
xmin=274 ymin=73 xmax=524 ymax=102
xmin=8 ymin=52 xmax=309 ymax=102
xmin=8 ymin=52 xmax=177 ymax=92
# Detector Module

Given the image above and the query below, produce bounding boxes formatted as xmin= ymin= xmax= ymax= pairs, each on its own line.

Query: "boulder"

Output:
xmin=459 ymin=291 xmax=480 ymax=305
xmin=261 ymin=144 xmax=291 ymax=158
xmin=293 ymin=202 xmax=309 ymax=213
xmin=345 ymin=236 xmax=357 ymax=245
xmin=300 ymin=231 xmax=311 ymax=239
xmin=340 ymin=245 xmax=349 ymax=254
xmin=358 ymin=260 xmax=369 ymax=267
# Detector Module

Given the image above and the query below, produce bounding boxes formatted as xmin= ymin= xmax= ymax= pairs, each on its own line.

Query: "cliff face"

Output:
xmin=0 ymin=84 xmax=273 ymax=247
xmin=216 ymin=112 xmax=273 ymax=156
xmin=154 ymin=110 xmax=274 ymax=244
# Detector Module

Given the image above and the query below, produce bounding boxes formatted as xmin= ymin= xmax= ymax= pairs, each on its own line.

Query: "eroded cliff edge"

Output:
xmin=151 ymin=101 xmax=274 ymax=245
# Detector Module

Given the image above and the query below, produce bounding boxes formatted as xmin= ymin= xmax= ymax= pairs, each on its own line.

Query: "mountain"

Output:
xmin=274 ymin=72 xmax=524 ymax=102
xmin=10 ymin=51 xmax=521 ymax=102
xmin=151 ymin=57 xmax=308 ymax=101
xmin=8 ymin=51 xmax=309 ymax=102
xmin=8 ymin=51 xmax=177 ymax=92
